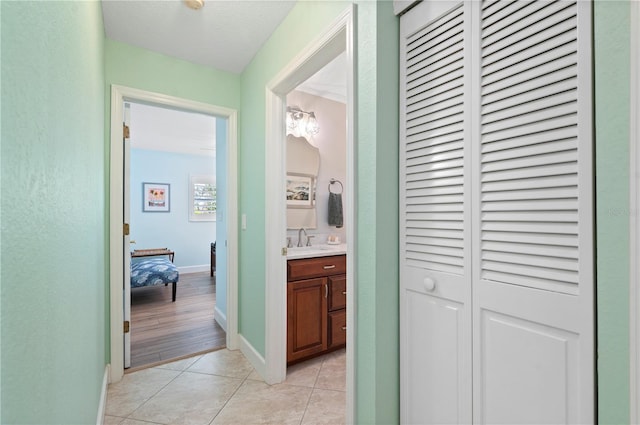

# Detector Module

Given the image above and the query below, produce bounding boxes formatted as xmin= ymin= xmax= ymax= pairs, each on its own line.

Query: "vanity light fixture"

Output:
xmin=286 ymin=106 xmax=320 ymax=136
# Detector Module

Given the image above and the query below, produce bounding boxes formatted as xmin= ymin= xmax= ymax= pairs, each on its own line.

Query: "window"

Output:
xmin=189 ymin=174 xmax=216 ymax=221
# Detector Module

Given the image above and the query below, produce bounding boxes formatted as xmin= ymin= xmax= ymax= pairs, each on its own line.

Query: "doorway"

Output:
xmin=125 ymin=101 xmax=225 ymax=370
xmin=264 ymin=6 xmax=355 ymax=422
xmin=109 ymin=85 xmax=239 ymax=383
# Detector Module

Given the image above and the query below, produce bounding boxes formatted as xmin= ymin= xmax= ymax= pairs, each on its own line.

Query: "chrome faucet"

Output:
xmin=297 ymin=228 xmax=308 ymax=247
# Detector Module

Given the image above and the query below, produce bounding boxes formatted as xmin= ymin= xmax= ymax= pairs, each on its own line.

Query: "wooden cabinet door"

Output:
xmin=287 ymin=277 xmax=328 ymax=363
xmin=328 ymin=274 xmax=346 ymax=311
xmin=328 ymin=310 xmax=346 ymax=348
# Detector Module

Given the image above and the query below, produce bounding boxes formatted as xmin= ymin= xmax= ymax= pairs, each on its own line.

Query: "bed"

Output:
xmin=130 ymin=253 xmax=180 ymax=302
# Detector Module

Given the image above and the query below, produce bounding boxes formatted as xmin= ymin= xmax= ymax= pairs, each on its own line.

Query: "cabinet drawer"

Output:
xmin=329 ymin=310 xmax=346 ymax=348
xmin=328 ymin=275 xmax=346 ymax=311
xmin=288 ymin=255 xmax=346 ymax=281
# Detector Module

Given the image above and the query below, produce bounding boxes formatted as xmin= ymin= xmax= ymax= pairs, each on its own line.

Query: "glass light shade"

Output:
xmin=305 ymin=112 xmax=320 ymax=135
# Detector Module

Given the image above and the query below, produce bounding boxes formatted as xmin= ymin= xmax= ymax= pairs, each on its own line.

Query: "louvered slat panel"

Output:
xmin=481 ymin=162 xmax=577 ymax=183
xmin=484 ymin=138 xmax=578 ymax=164
xmin=406 ymin=194 xmax=464 ymax=206
xmin=480 ymin=0 xmax=579 ymax=297
xmin=406 ymin=145 xmax=463 ymax=162
xmin=482 ymin=251 xmax=578 ymax=272
xmin=481 ymin=52 xmax=577 ymax=98
xmin=407 ymin=139 xmax=463 ymax=159
xmin=407 ymin=236 xmax=464 ymax=248
xmin=407 ymin=203 xmax=463 ymax=213
xmin=482 ymin=187 xmax=576 ymax=202
xmin=482 ymin=5 xmax=578 ymax=67
xmin=482 ymin=127 xmax=577 ymax=153
xmin=482 ymin=198 xmax=578 ymax=212
xmin=482 ymin=221 xmax=577 ymax=234
xmin=482 ymin=151 xmax=576 ymax=173
xmin=482 ymin=210 xmax=577 ymax=223
xmin=481 ymin=0 xmax=536 ymax=30
xmin=480 ymin=2 xmax=579 ymax=294
xmin=482 ymin=90 xmax=577 ymax=127
xmin=482 ymin=42 xmax=577 ymax=87
xmin=483 ymin=230 xmax=578 ymax=247
xmin=407 ymin=80 xmax=463 ymax=111
xmin=481 ymin=114 xmax=576 ymax=145
xmin=481 ymin=240 xmax=578 ymax=259
xmin=482 ymin=2 xmax=574 ymax=54
xmin=406 ymin=175 xmax=464 ymax=190
xmin=403 ymin=3 xmax=466 ymax=276
xmin=407 ymin=94 xmax=463 ymax=123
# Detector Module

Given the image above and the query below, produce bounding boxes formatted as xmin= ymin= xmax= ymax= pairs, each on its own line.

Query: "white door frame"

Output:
xmin=264 ymin=5 xmax=356 ymax=422
xmin=630 ymin=0 xmax=640 ymax=420
xmin=108 ymin=85 xmax=239 ymax=383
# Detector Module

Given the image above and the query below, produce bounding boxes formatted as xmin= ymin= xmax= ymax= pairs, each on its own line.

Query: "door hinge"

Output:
xmin=123 ymin=123 xmax=130 ymax=139
xmin=282 ymin=247 xmax=287 ymax=256
xmin=124 ymin=321 xmax=130 ymax=333
xmin=124 ymin=223 xmax=130 ymax=236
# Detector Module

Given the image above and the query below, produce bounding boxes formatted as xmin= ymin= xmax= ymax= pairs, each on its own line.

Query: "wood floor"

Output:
xmin=129 ymin=271 xmax=226 ymax=370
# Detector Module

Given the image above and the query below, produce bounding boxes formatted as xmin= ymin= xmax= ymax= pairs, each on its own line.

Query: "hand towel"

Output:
xmin=328 ymin=192 xmax=343 ymax=228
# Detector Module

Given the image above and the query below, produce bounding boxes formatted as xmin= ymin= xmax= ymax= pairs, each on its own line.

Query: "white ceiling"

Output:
xmin=129 ymin=103 xmax=217 ymax=156
xmin=102 ymin=0 xmax=296 ymax=74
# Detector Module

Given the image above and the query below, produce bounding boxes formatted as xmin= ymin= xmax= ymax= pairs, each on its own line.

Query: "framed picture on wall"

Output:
xmin=286 ymin=173 xmax=315 ymax=208
xmin=142 ymin=182 xmax=170 ymax=212
xmin=189 ymin=174 xmax=216 ymax=221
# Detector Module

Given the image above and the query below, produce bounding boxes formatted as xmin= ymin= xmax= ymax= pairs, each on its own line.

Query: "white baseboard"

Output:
xmin=214 ymin=306 xmax=227 ymax=332
xmin=238 ymin=334 xmax=266 ymax=381
xmin=178 ymin=265 xmax=210 ymax=274
xmin=96 ymin=364 xmax=110 ymax=425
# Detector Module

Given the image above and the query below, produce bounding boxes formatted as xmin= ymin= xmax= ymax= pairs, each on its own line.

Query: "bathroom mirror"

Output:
xmin=286 ymin=135 xmax=319 ymax=229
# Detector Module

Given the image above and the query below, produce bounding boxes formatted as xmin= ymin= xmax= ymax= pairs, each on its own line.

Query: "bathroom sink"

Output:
xmin=288 ymin=245 xmax=332 ymax=251
xmin=286 ymin=243 xmax=347 ymax=259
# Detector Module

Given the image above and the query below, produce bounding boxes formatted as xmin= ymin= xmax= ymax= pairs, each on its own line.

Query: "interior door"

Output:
xmin=123 ymin=102 xmax=132 ymax=368
xmin=399 ymin=2 xmax=473 ymax=423
xmin=400 ymin=1 xmax=594 ymax=423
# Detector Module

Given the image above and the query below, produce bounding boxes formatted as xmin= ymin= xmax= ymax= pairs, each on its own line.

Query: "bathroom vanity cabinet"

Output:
xmin=287 ymin=254 xmax=346 ymax=364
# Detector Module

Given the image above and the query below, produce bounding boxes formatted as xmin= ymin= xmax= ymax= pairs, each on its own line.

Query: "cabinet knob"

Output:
xmin=423 ymin=277 xmax=436 ymax=292
xmin=323 ymin=265 xmax=336 ymax=270
xmin=341 ymin=326 xmax=347 ymax=331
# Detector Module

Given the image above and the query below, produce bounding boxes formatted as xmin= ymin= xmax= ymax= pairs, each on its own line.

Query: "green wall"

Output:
xmin=595 ymin=1 xmax=631 ymax=423
xmin=355 ymin=3 xmax=399 ymax=423
xmin=105 ymin=39 xmax=241 ymax=111
xmin=1 ymin=1 xmax=106 ymax=423
xmin=239 ymin=2 xmax=399 ymax=423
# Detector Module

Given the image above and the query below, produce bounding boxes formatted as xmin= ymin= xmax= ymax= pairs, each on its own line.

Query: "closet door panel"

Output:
xmin=400 ymin=1 xmax=472 ymax=423
xmin=473 ymin=1 xmax=594 ymax=422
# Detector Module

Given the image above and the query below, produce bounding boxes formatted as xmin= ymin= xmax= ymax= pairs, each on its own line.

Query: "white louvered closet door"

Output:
xmin=400 ymin=2 xmax=473 ymax=423
xmin=400 ymin=1 xmax=594 ymax=423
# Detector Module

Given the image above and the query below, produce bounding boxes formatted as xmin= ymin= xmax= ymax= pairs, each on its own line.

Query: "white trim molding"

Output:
xmin=263 ymin=5 xmax=356 ymax=423
xmin=631 ymin=0 xmax=640 ymax=421
xmin=239 ymin=334 xmax=267 ymax=379
xmin=214 ymin=306 xmax=227 ymax=332
xmin=109 ymin=85 xmax=239 ymax=382
xmin=96 ymin=365 xmax=109 ymax=425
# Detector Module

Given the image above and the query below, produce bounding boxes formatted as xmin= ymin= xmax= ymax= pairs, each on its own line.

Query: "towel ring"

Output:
xmin=329 ymin=178 xmax=343 ymax=194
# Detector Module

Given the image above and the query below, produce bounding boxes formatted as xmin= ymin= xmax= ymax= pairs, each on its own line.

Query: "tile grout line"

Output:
xmin=205 ymin=368 xmax=254 ymax=425
xmin=122 ymin=366 xmax=186 ymax=422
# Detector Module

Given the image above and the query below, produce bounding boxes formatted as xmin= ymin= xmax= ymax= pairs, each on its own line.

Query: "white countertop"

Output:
xmin=286 ymin=243 xmax=347 ymax=260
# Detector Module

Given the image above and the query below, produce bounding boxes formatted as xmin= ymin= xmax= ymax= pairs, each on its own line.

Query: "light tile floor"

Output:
xmin=105 ymin=348 xmax=346 ymax=425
